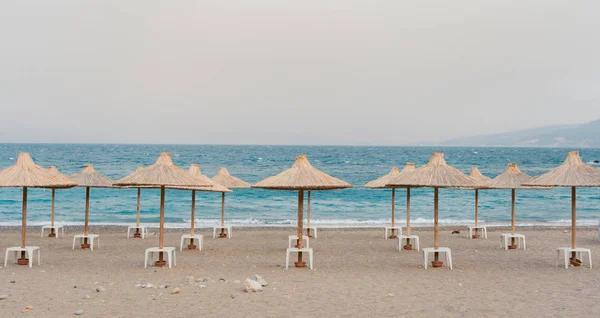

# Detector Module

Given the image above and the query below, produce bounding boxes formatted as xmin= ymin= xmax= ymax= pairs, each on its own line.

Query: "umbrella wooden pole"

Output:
xmin=82 ymin=187 xmax=90 ymax=248
xmin=221 ymin=192 xmax=225 ymax=227
xmin=157 ymin=186 xmax=166 ymax=266
xmin=19 ymin=187 xmax=28 ymax=264
xmin=434 ymin=187 xmax=440 ymax=262
xmin=49 ymin=189 xmax=56 ymax=237
xmin=133 ymin=188 xmax=142 ymax=238
xmin=136 ymin=188 xmax=141 ymax=227
xmin=21 ymin=187 xmax=27 ymax=245
xmin=296 ymin=190 xmax=305 ymax=267
xmin=51 ymin=189 xmax=55 ymax=226
xmin=571 ymin=187 xmax=578 ymax=261
xmin=306 ymin=191 xmax=311 ymax=237
xmin=390 ymin=188 xmax=396 ymax=238
xmin=49 ymin=188 xmax=56 ymax=237
xmin=188 ymin=190 xmax=197 ymax=249
xmin=219 ymin=193 xmax=227 ymax=237
xmin=406 ymin=188 xmax=411 ymax=235
xmin=473 ymin=189 xmax=479 ymax=238
xmin=190 ymin=190 xmax=196 ymax=235
xmin=511 ymin=189 xmax=516 ymax=246
xmin=474 ymin=190 xmax=479 ymax=226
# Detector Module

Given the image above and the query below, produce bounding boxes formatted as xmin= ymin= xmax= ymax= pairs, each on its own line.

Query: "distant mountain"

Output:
xmin=441 ymin=119 xmax=600 ymax=148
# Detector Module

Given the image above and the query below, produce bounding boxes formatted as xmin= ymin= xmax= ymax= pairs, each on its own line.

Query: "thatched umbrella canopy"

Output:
xmin=168 ymin=164 xmax=231 ymax=249
xmin=46 ymin=166 xmax=77 ymax=237
xmin=387 ymin=152 xmax=477 ymax=267
xmin=468 ymin=167 xmax=491 ymax=235
xmin=524 ymin=151 xmax=600 ymax=265
xmin=253 ymin=154 xmax=352 ymax=268
xmin=0 ymin=153 xmax=77 ymax=265
xmin=364 ymin=163 xmax=416 ymax=239
xmin=70 ymin=164 xmax=113 ymax=248
xmin=212 ymin=167 xmax=251 ymax=188
xmin=114 ymin=152 xmax=213 ymax=267
xmin=484 ymin=163 xmax=543 ymax=248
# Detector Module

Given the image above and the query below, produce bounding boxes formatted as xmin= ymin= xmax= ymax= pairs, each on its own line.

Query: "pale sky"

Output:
xmin=0 ymin=1 xmax=598 ymax=145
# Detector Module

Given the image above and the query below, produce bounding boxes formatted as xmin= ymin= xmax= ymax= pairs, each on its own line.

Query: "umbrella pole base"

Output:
xmin=48 ymin=233 xmax=56 ymax=238
xmin=294 ymin=261 xmax=306 ymax=268
xmin=403 ymin=244 xmax=413 ymax=250
xmin=187 ymin=244 xmax=197 ymax=250
xmin=431 ymin=261 xmax=443 ymax=268
xmin=155 ymin=260 xmax=166 ymax=267
xmin=133 ymin=232 xmax=142 ymax=238
xmin=472 ymin=234 xmax=480 ymax=239
xmin=17 ymin=258 xmax=29 ymax=266
xmin=507 ymin=245 xmax=517 ymax=250
xmin=389 ymin=235 xmax=398 ymax=239
xmin=219 ymin=233 xmax=227 ymax=238
xmin=81 ymin=243 xmax=91 ymax=249
xmin=570 ymin=258 xmax=582 ymax=267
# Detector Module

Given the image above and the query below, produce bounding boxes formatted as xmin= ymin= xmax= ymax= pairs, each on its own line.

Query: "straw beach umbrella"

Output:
xmin=0 ymin=153 xmax=77 ymax=265
xmin=45 ymin=166 xmax=76 ymax=237
xmin=485 ymin=163 xmax=540 ymax=249
xmin=114 ymin=153 xmax=213 ymax=267
xmin=364 ymin=163 xmax=416 ymax=240
xmin=387 ymin=152 xmax=476 ymax=268
xmin=468 ymin=167 xmax=491 ymax=239
xmin=70 ymin=164 xmax=113 ymax=248
xmin=169 ymin=164 xmax=231 ymax=249
xmin=524 ymin=151 xmax=600 ymax=266
xmin=211 ymin=167 xmax=251 ymax=238
xmin=253 ymin=154 xmax=352 ymax=268
xmin=125 ymin=167 xmax=148 ymax=238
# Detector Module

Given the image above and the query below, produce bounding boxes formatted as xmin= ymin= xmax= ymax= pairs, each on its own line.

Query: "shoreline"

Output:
xmin=0 ymin=223 xmax=596 ymax=233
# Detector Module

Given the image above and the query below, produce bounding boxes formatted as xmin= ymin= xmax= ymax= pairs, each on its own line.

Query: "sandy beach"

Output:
xmin=0 ymin=226 xmax=598 ymax=317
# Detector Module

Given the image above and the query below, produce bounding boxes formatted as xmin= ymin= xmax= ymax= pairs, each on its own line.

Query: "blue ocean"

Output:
xmin=0 ymin=144 xmax=599 ymax=227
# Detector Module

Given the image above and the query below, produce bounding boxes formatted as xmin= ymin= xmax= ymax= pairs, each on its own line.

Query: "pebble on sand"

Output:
xmin=0 ymin=294 xmax=8 ymax=300
xmin=244 ymin=278 xmax=263 ymax=292
xmin=96 ymin=286 xmax=106 ymax=292
xmin=74 ymin=309 xmax=84 ymax=315
xmin=22 ymin=305 xmax=34 ymax=313
xmin=171 ymin=287 xmax=181 ymax=294
xmin=252 ymin=274 xmax=268 ymax=286
xmin=83 ymin=294 xmax=90 ymax=300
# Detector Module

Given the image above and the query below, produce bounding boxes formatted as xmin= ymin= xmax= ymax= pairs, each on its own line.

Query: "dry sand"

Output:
xmin=1 ymin=227 xmax=600 ymax=317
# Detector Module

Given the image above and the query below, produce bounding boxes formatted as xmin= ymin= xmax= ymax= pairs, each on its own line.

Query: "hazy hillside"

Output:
xmin=441 ymin=119 xmax=600 ymax=148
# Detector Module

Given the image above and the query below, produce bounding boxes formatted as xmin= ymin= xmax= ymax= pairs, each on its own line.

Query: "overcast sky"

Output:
xmin=0 ymin=1 xmax=598 ymax=145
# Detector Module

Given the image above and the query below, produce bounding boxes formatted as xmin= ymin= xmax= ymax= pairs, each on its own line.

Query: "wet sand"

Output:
xmin=1 ymin=227 xmax=599 ymax=317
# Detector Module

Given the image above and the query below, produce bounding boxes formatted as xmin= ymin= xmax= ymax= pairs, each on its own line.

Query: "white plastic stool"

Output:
xmin=72 ymin=234 xmax=100 ymax=250
xmin=288 ymin=235 xmax=310 ymax=248
xmin=423 ymin=247 xmax=453 ymax=270
xmin=285 ymin=248 xmax=313 ymax=270
xmin=213 ymin=226 xmax=232 ymax=239
xmin=180 ymin=234 xmax=204 ymax=251
xmin=556 ymin=247 xmax=592 ymax=269
xmin=501 ymin=233 xmax=526 ymax=250
xmin=305 ymin=227 xmax=318 ymax=238
xmin=127 ymin=226 xmax=147 ymax=239
xmin=4 ymin=246 xmax=41 ymax=268
xmin=468 ymin=225 xmax=487 ymax=239
xmin=144 ymin=247 xmax=176 ymax=268
xmin=384 ymin=227 xmax=402 ymax=239
xmin=397 ymin=235 xmax=420 ymax=251
xmin=41 ymin=225 xmax=64 ymax=238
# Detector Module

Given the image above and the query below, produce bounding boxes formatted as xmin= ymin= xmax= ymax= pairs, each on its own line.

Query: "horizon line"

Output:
xmin=0 ymin=141 xmax=595 ymax=150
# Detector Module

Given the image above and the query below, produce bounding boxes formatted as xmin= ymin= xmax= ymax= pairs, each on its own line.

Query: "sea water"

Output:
xmin=0 ymin=144 xmax=599 ymax=227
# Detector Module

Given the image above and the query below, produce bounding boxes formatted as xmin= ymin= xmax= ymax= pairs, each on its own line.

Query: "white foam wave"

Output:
xmin=6 ymin=218 xmax=598 ymax=228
